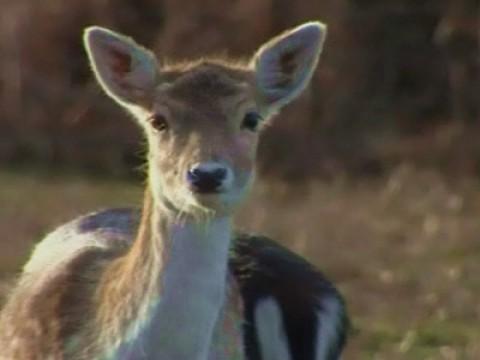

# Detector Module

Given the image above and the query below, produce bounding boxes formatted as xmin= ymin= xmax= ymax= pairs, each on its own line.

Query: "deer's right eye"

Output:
xmin=241 ymin=112 xmax=262 ymax=132
xmin=148 ymin=114 xmax=169 ymax=132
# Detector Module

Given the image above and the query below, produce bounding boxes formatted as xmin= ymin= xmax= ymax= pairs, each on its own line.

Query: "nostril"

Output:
xmin=187 ymin=168 xmax=202 ymax=181
xmin=212 ymin=168 xmax=227 ymax=181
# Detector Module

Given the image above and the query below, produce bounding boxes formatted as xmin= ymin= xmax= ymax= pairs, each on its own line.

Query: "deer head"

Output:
xmin=83 ymin=22 xmax=327 ymax=217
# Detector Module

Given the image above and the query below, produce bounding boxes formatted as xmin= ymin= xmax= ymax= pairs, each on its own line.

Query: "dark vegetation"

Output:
xmin=1 ymin=0 xmax=478 ymax=179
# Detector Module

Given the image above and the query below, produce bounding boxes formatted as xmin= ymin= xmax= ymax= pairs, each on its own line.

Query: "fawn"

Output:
xmin=0 ymin=21 xmax=348 ymax=359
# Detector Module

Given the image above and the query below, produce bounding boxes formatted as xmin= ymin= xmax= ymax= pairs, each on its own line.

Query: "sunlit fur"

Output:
xmin=0 ymin=22 xmax=331 ymax=360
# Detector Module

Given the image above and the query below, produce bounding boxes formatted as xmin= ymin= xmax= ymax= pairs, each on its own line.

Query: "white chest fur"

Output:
xmin=111 ymin=216 xmax=243 ymax=360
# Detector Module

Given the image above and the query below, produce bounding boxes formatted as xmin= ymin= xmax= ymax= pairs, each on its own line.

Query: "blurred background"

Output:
xmin=0 ymin=0 xmax=479 ymax=358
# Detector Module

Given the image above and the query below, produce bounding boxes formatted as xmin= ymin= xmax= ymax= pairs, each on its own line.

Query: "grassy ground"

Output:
xmin=0 ymin=167 xmax=479 ymax=359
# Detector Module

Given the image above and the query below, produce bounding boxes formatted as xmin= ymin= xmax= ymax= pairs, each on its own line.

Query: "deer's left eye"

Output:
xmin=241 ymin=112 xmax=262 ymax=132
xmin=148 ymin=113 xmax=169 ymax=132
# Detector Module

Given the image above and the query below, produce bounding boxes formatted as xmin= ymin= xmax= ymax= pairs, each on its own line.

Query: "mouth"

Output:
xmin=188 ymin=186 xmax=230 ymax=212
xmin=190 ymin=186 xmax=225 ymax=195
xmin=188 ymin=179 xmax=227 ymax=195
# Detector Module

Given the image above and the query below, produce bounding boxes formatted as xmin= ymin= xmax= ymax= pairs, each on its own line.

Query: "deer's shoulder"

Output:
xmin=23 ymin=208 xmax=139 ymax=275
xmin=0 ymin=208 xmax=139 ymax=358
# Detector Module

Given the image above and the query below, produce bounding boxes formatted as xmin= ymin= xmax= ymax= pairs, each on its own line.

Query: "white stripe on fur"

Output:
xmin=255 ymin=297 xmax=291 ymax=360
xmin=315 ymin=296 xmax=343 ymax=359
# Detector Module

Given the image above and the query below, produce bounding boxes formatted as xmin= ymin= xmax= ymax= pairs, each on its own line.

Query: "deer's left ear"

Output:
xmin=251 ymin=22 xmax=327 ymax=112
xmin=83 ymin=26 xmax=158 ymax=107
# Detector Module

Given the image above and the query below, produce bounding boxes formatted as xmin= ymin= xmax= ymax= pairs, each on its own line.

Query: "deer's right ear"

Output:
xmin=83 ymin=26 xmax=158 ymax=107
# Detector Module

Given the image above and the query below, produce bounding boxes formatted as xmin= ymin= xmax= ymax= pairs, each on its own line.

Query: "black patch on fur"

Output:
xmin=230 ymin=234 xmax=349 ymax=360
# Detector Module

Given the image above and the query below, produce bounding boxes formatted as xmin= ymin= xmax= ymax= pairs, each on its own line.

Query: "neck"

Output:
xmin=96 ymin=187 xmax=233 ymax=359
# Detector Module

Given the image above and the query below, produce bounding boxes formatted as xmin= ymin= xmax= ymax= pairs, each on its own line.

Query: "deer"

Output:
xmin=0 ymin=21 xmax=348 ymax=359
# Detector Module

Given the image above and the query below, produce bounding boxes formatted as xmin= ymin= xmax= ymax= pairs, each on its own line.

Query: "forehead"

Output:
xmin=156 ymin=62 xmax=253 ymax=109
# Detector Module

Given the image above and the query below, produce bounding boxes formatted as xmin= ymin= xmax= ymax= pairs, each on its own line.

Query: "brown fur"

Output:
xmin=0 ymin=190 xmax=156 ymax=358
xmin=0 ymin=61 xmax=265 ymax=359
xmin=0 ymin=22 xmax=326 ymax=359
xmin=93 ymin=189 xmax=162 ymax=351
xmin=0 ymin=246 xmax=112 ymax=359
xmin=0 ymin=183 xmax=242 ymax=359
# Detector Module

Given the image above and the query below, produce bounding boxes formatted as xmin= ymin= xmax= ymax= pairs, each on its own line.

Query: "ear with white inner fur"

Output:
xmin=83 ymin=26 xmax=158 ymax=107
xmin=252 ymin=21 xmax=327 ymax=113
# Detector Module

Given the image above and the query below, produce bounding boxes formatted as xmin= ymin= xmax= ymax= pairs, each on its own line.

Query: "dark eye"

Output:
xmin=149 ymin=113 xmax=169 ymax=132
xmin=242 ymin=112 xmax=262 ymax=131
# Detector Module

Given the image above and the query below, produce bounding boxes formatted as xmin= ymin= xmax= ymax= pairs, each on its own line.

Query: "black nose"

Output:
xmin=187 ymin=166 xmax=227 ymax=193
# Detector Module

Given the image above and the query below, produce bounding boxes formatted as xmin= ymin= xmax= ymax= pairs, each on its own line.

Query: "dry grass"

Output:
xmin=1 ymin=167 xmax=479 ymax=359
